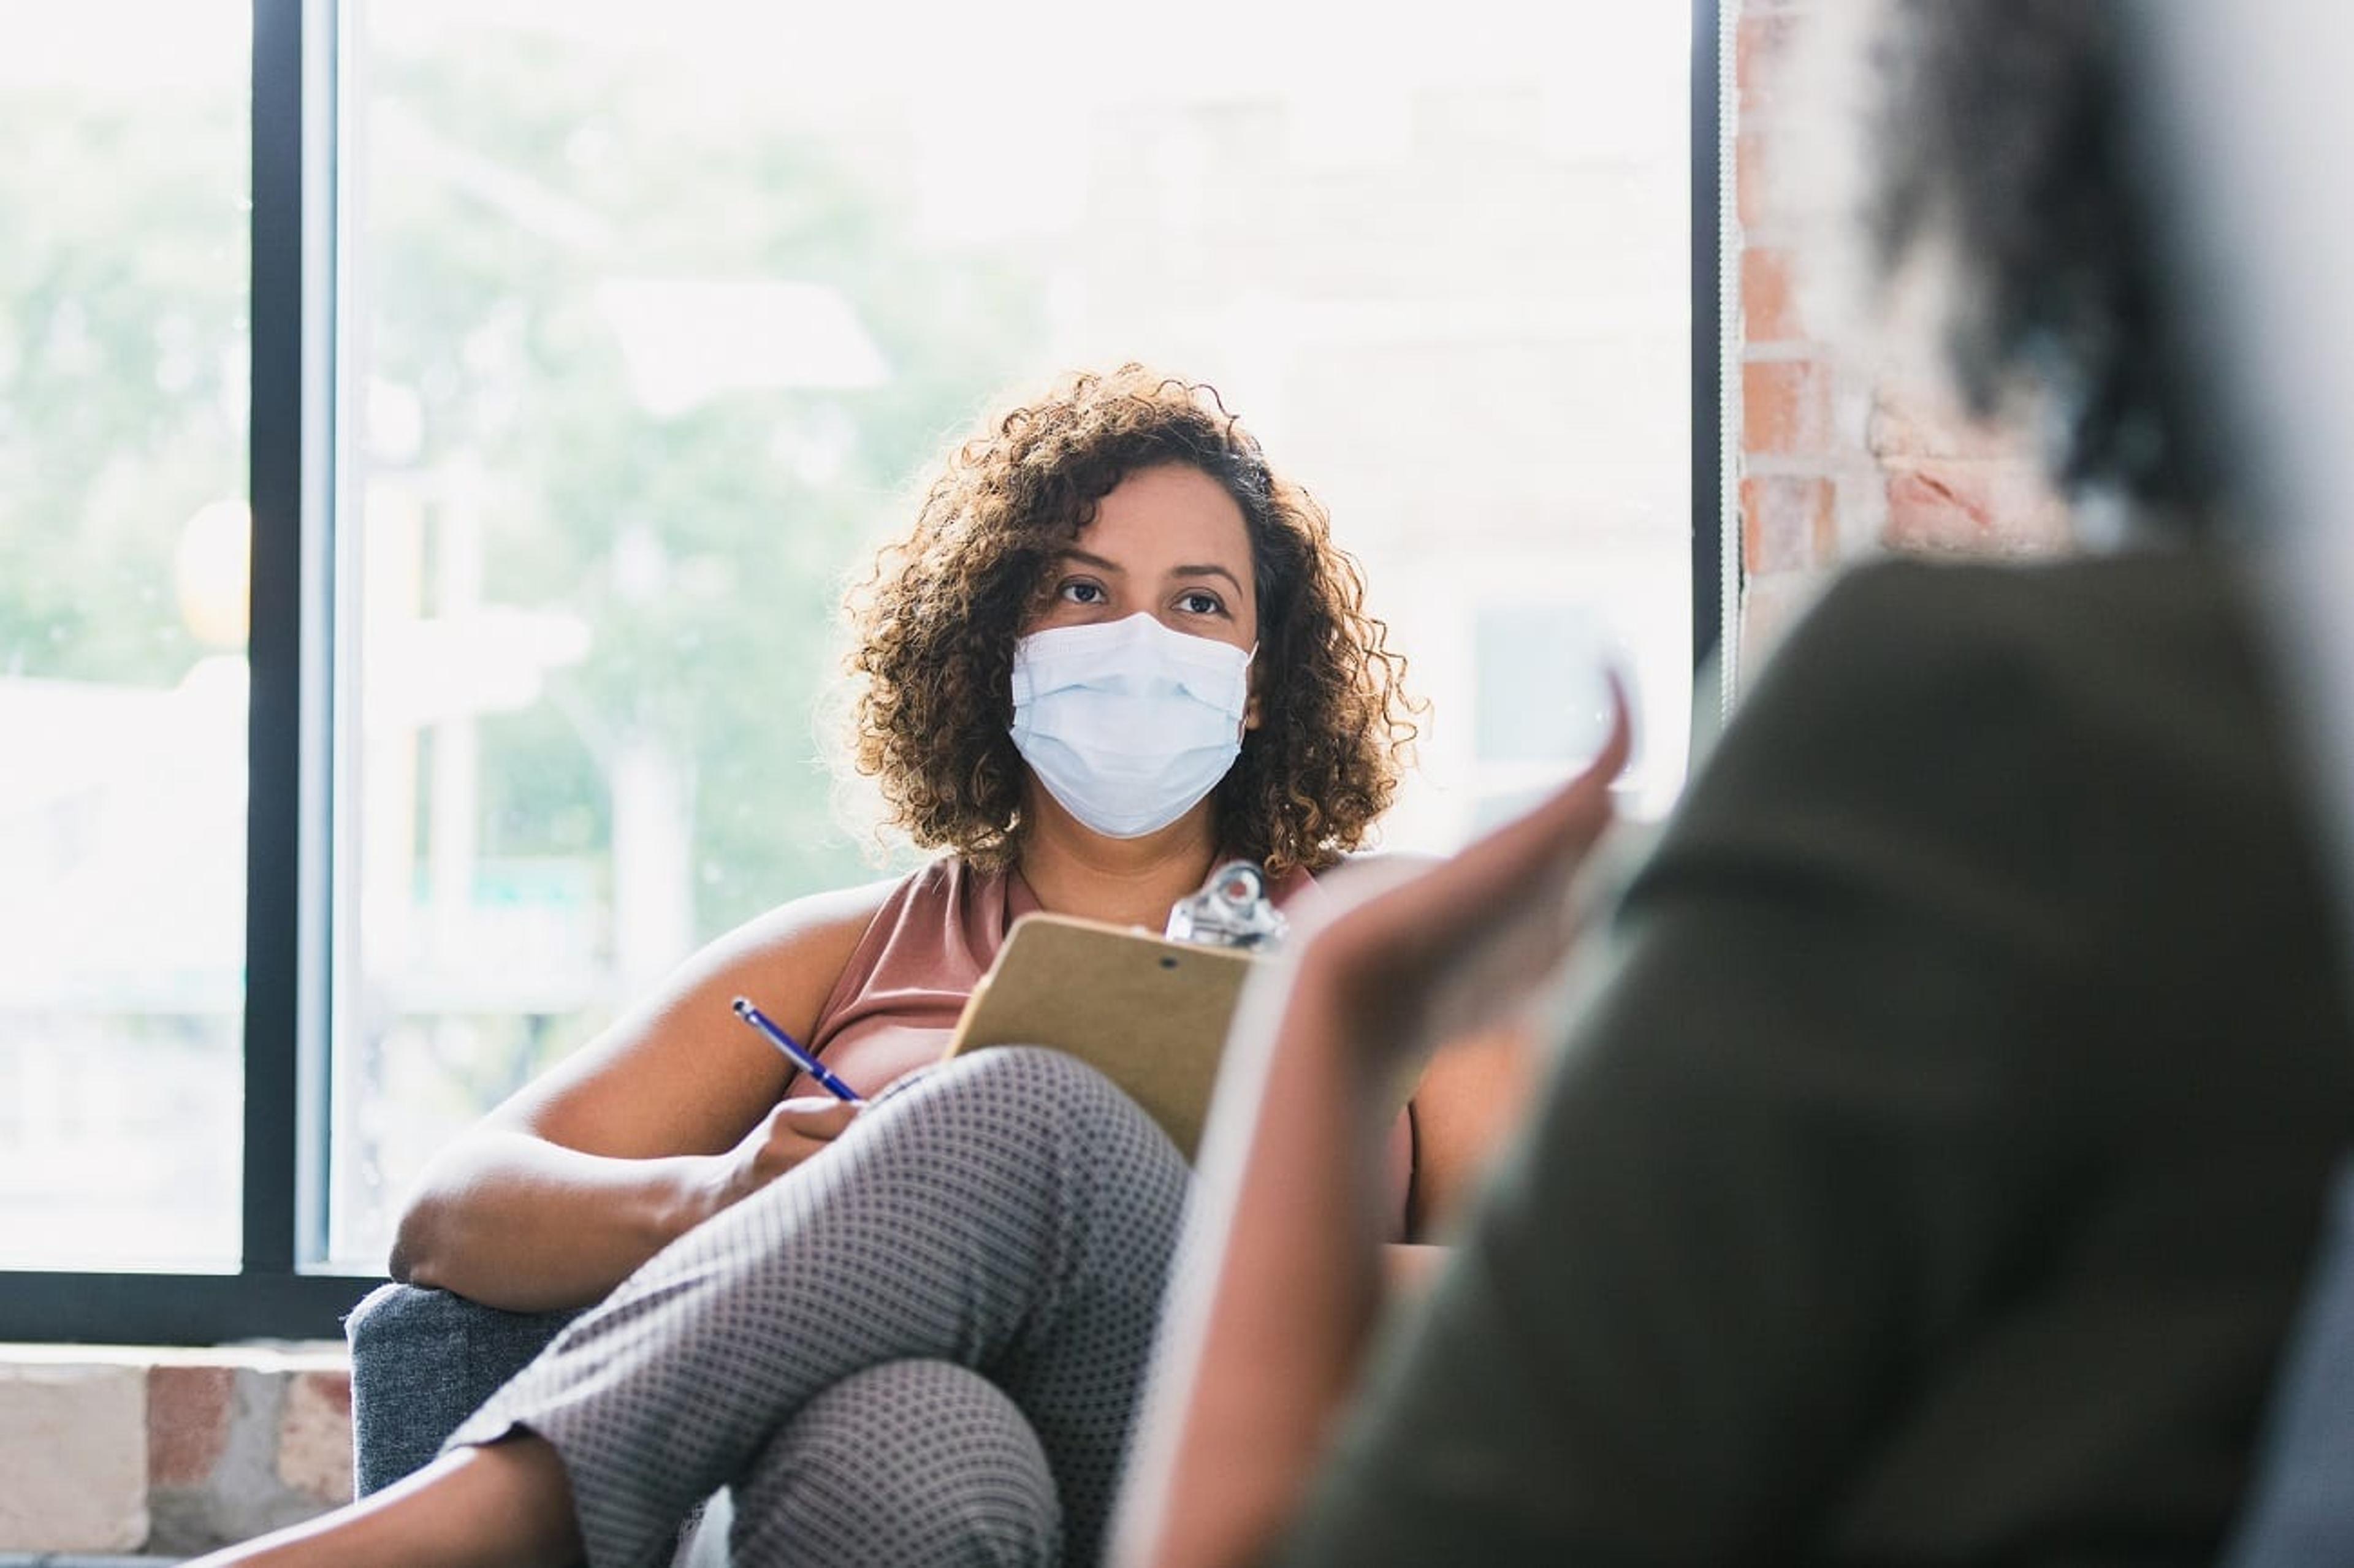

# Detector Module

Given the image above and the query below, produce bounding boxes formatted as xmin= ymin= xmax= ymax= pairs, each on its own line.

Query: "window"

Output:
xmin=0 ymin=0 xmax=1731 ymax=1339
xmin=0 ymin=2 xmax=251 ymax=1272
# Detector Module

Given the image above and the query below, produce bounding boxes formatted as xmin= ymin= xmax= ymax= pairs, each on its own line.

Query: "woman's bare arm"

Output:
xmin=1403 ymin=1016 xmax=1542 ymax=1241
xmin=1114 ymin=709 xmax=1626 ymax=1568
xmin=388 ymin=877 xmax=897 ymax=1311
xmin=1368 ymin=1023 xmax=1539 ymax=1299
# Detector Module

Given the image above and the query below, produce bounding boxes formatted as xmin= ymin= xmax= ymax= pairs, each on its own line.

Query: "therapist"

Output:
xmin=194 ymin=363 xmax=1534 ymax=1568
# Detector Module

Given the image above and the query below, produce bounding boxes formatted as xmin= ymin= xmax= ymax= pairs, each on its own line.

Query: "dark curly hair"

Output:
xmin=843 ymin=365 xmax=1417 ymax=876
xmin=1868 ymin=0 xmax=2219 ymax=515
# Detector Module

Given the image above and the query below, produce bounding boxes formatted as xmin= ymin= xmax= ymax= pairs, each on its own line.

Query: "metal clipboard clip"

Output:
xmin=1165 ymin=859 xmax=1288 ymax=953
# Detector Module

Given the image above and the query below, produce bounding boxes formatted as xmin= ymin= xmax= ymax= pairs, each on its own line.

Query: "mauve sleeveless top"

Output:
xmin=796 ymin=856 xmax=1415 ymax=1236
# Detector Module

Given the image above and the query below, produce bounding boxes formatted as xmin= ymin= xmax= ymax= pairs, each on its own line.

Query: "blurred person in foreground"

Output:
xmin=1112 ymin=1 xmax=2354 ymax=1563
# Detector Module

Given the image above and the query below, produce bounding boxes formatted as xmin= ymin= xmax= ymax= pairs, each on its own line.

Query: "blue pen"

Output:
xmin=731 ymin=996 xmax=865 ymax=1103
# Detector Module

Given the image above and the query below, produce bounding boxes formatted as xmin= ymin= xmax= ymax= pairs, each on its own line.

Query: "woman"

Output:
xmin=195 ymin=365 xmax=1520 ymax=1568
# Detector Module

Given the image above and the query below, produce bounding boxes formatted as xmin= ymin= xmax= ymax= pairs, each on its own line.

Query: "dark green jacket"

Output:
xmin=1284 ymin=550 xmax=2354 ymax=1566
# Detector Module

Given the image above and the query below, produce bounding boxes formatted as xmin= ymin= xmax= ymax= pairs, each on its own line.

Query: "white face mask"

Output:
xmin=1008 ymin=612 xmax=1254 ymax=839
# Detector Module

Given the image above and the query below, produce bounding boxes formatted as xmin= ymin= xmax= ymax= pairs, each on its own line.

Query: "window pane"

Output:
xmin=0 ymin=2 xmax=251 ymax=1269
xmin=330 ymin=0 xmax=1689 ymax=1266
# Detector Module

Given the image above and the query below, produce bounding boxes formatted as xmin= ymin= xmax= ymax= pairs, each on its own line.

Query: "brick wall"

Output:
xmin=0 ymin=1345 xmax=349 ymax=1558
xmin=1733 ymin=0 xmax=2074 ymax=668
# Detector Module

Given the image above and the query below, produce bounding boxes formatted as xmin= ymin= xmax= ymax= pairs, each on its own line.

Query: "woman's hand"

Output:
xmin=1113 ymin=696 xmax=1632 ymax=1568
xmin=695 ymin=1097 xmax=864 ymax=1220
xmin=1297 ymin=687 xmax=1631 ymax=1075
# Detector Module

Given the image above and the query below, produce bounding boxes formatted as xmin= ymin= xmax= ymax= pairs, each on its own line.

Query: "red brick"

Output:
xmin=1883 ymin=460 xmax=2073 ymax=555
xmin=147 ymin=1364 xmax=235 ymax=1490
xmin=1868 ymin=376 xmax=2032 ymax=461
xmin=1739 ymin=570 xmax=1830 ymax=676
xmin=1742 ymin=245 xmax=1804 ymax=344
xmin=1743 ymin=358 xmax=1834 ymax=457
xmin=0 ymin=1364 xmax=147 ymax=1551
xmin=1737 ymin=13 xmax=1807 ymax=121
xmin=276 ymin=1368 xmax=354 ymax=1505
xmin=1742 ymin=476 xmax=1837 ymax=575
xmin=1737 ymin=120 xmax=1772 ymax=230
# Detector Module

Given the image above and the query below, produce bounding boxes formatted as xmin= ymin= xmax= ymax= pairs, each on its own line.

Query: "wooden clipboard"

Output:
xmin=942 ymin=913 xmax=1261 ymax=1160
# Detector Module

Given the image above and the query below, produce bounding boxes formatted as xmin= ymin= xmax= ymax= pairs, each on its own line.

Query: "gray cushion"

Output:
xmin=345 ymin=1282 xmax=734 ymax=1564
xmin=344 ymin=1281 xmax=582 ymax=1498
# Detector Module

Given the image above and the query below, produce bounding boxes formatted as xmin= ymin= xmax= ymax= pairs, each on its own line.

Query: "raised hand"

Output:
xmin=1293 ymin=683 xmax=1631 ymax=1075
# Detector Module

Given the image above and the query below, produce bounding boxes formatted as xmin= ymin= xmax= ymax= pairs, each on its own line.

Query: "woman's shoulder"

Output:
xmin=644 ymin=869 xmax=924 ymax=1048
xmin=725 ymin=856 xmax=1014 ymax=972
xmin=703 ymin=870 xmax=915 ymax=978
xmin=1778 ymin=547 xmax=2249 ymax=694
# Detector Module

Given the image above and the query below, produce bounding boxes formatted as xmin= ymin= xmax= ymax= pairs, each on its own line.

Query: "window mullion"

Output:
xmin=243 ymin=0 xmax=310 ymax=1277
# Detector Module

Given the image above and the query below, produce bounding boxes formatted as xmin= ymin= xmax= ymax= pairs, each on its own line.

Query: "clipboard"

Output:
xmin=942 ymin=913 xmax=1260 ymax=1160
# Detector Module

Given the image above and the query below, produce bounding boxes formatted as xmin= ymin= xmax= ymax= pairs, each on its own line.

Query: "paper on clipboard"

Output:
xmin=942 ymin=913 xmax=1260 ymax=1160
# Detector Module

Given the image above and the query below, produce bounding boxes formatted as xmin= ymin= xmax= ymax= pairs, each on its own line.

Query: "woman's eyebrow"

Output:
xmin=1170 ymin=563 xmax=1244 ymax=593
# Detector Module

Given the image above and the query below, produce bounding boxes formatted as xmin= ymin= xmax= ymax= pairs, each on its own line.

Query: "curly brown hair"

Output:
xmin=844 ymin=365 xmax=1417 ymax=876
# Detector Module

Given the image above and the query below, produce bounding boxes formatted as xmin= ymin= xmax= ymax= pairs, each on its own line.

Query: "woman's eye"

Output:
xmin=1058 ymin=580 xmax=1105 ymax=605
xmin=1177 ymin=590 xmax=1224 ymax=616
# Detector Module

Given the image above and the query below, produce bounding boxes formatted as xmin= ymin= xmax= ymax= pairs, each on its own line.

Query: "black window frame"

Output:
xmin=0 ymin=0 xmax=1734 ymax=1345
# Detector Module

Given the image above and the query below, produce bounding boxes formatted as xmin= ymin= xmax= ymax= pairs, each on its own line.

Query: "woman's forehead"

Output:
xmin=1072 ymin=464 xmax=1254 ymax=578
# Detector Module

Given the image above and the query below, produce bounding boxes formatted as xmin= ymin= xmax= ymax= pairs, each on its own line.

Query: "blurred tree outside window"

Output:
xmin=0 ymin=0 xmax=251 ymax=1268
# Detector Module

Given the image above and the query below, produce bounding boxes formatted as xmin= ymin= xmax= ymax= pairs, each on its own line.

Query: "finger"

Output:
xmin=773 ymin=1097 xmax=863 ymax=1141
xmin=1308 ymin=680 xmax=1627 ymax=911
xmin=1305 ymin=686 xmax=1629 ymax=1054
xmin=1468 ymin=676 xmax=1629 ymax=886
xmin=1359 ymin=688 xmax=1627 ymax=963
xmin=1465 ymin=683 xmax=1627 ymax=881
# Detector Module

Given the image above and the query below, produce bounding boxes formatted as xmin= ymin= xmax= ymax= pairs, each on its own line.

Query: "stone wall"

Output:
xmin=0 ymin=1345 xmax=349 ymax=1558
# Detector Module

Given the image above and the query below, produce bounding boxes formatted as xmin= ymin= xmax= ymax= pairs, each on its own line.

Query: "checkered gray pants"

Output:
xmin=448 ymin=1047 xmax=1190 ymax=1568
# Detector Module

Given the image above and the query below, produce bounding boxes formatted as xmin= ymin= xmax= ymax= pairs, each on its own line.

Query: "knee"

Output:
xmin=900 ymin=1045 xmax=1133 ymax=1137
xmin=731 ymin=1360 xmax=1060 ymax=1568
